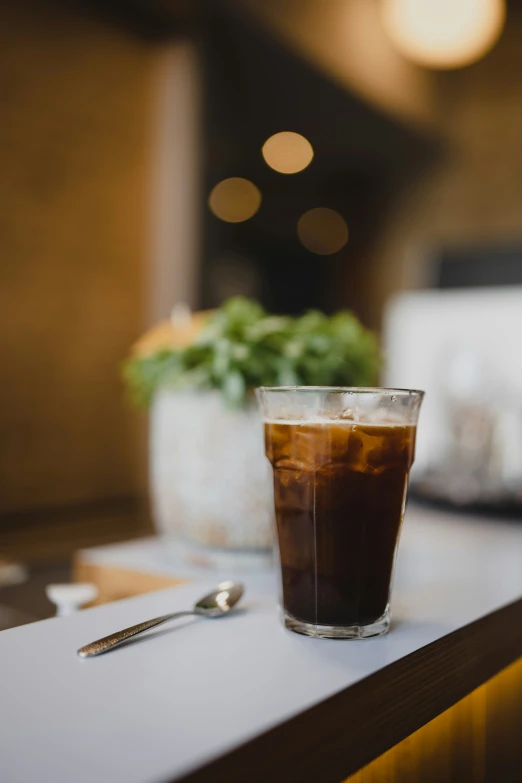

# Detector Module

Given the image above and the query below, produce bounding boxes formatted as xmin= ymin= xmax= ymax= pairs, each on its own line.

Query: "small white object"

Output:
xmin=45 ymin=583 xmax=98 ymax=617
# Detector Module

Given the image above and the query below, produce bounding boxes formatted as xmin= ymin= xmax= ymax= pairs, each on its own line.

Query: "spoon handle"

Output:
xmin=77 ymin=610 xmax=194 ymax=658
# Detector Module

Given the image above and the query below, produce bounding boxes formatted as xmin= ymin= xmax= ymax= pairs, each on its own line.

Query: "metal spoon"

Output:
xmin=77 ymin=581 xmax=244 ymax=658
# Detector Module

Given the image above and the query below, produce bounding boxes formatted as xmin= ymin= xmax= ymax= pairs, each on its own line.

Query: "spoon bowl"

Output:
xmin=195 ymin=581 xmax=244 ymax=617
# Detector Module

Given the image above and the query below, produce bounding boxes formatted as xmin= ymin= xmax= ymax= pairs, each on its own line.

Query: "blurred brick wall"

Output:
xmin=0 ymin=1 xmax=161 ymax=513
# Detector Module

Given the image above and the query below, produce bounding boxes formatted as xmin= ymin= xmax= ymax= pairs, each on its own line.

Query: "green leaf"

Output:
xmin=122 ymin=297 xmax=381 ymax=409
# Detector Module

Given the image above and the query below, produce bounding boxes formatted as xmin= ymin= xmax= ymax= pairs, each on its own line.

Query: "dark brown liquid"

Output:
xmin=265 ymin=420 xmax=416 ymax=627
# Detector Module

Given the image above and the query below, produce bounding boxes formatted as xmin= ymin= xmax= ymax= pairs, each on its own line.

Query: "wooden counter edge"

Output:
xmin=177 ymin=598 xmax=522 ymax=783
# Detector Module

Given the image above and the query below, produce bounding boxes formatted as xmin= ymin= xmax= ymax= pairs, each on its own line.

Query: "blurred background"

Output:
xmin=2 ymin=0 xmax=522 ymax=625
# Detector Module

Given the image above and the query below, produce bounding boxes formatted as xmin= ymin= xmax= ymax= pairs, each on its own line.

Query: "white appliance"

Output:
xmin=383 ymin=287 xmax=522 ymax=506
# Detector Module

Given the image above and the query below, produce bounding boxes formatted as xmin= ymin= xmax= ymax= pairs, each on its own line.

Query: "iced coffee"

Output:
xmin=257 ymin=388 xmax=423 ymax=638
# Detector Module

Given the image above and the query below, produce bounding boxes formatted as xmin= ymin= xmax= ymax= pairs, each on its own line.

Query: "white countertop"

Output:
xmin=1 ymin=505 xmax=522 ymax=783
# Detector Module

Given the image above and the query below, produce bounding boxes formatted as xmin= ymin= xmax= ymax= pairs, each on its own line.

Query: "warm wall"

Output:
xmin=238 ymin=0 xmax=437 ymax=131
xmin=248 ymin=2 xmax=522 ymax=327
xmin=370 ymin=7 xmax=522 ymax=321
xmin=0 ymin=1 xmax=160 ymax=513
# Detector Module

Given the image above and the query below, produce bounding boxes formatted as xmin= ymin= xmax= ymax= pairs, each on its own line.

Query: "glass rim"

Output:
xmin=256 ymin=385 xmax=424 ymax=398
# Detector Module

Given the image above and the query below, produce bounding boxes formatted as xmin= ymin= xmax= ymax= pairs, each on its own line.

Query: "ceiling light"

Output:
xmin=297 ymin=208 xmax=349 ymax=255
xmin=208 ymin=178 xmax=262 ymax=223
xmin=262 ymin=132 xmax=314 ymax=174
xmin=381 ymin=0 xmax=505 ymax=69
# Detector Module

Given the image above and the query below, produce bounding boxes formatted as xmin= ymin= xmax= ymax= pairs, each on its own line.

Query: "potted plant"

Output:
xmin=124 ymin=297 xmax=380 ymax=554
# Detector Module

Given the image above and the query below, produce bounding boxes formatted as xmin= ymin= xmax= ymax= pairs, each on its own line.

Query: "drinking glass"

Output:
xmin=256 ymin=386 xmax=424 ymax=638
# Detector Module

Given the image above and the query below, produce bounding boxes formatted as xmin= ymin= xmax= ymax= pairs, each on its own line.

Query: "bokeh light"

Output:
xmin=208 ymin=178 xmax=262 ymax=223
xmin=381 ymin=0 xmax=505 ymax=70
xmin=262 ymin=131 xmax=314 ymax=174
xmin=297 ymin=208 xmax=349 ymax=255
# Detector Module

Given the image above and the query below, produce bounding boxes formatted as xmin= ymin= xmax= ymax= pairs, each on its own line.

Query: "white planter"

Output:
xmin=150 ymin=390 xmax=274 ymax=550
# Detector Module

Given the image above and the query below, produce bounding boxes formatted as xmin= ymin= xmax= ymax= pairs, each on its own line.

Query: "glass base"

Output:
xmin=283 ymin=605 xmax=391 ymax=639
